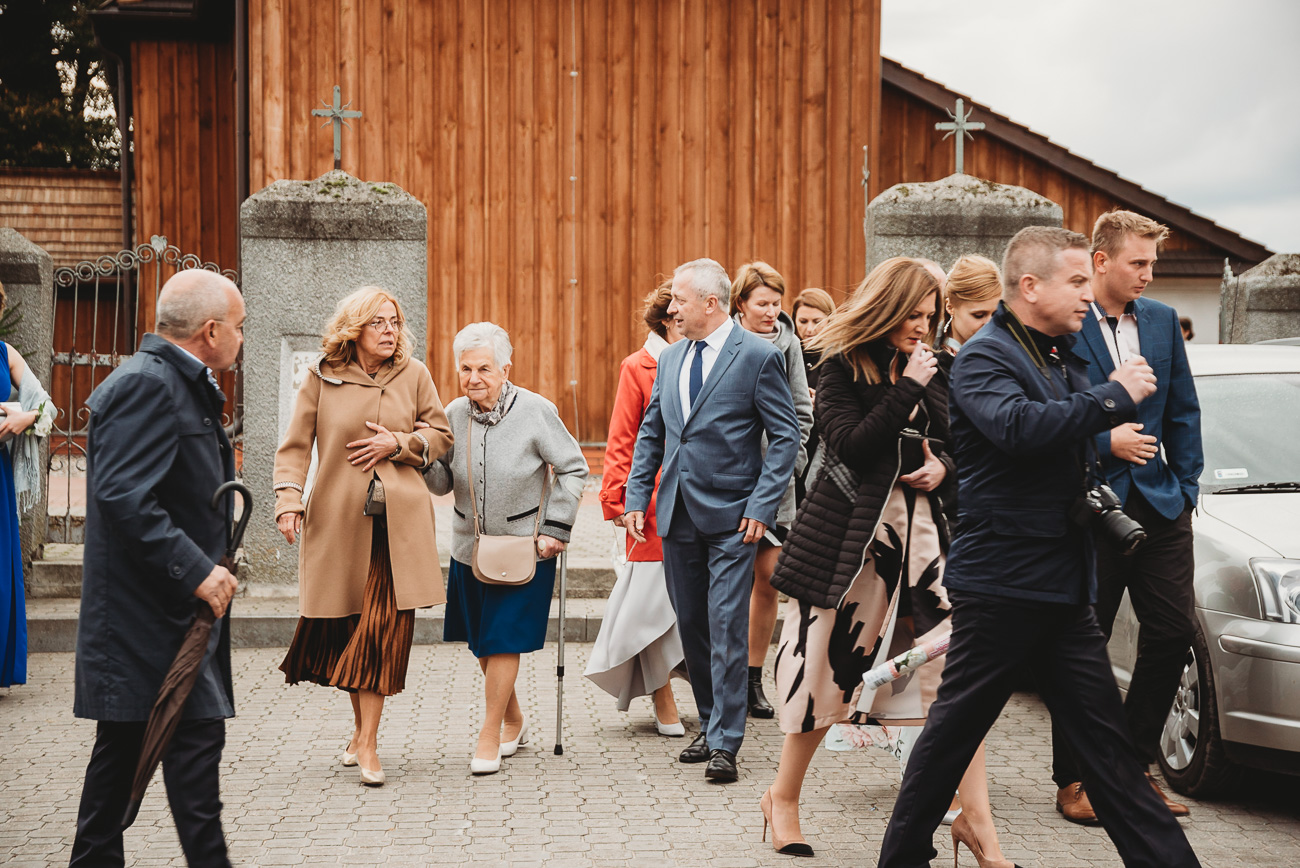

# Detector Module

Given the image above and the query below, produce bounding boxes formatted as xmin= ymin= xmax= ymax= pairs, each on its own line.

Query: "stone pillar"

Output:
xmin=1220 ymin=254 xmax=1300 ymax=343
xmin=239 ymin=171 xmax=428 ymax=589
xmin=866 ymin=173 xmax=1063 ymax=272
xmin=0 ymin=229 xmax=54 ymax=577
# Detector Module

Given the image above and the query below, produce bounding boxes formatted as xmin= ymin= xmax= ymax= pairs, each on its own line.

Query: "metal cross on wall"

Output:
xmin=935 ymin=98 xmax=985 ymax=175
xmin=312 ymin=85 xmax=362 ymax=170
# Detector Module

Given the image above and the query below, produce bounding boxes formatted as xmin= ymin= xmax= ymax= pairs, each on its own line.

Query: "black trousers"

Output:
xmin=70 ymin=718 xmax=230 ymax=868
xmin=878 ymin=592 xmax=1199 ymax=868
xmin=1052 ymin=492 xmax=1196 ymax=784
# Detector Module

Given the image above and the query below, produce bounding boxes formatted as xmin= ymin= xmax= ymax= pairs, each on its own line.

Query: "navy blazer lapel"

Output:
xmin=1078 ymin=313 xmax=1115 ymax=378
xmin=1133 ymin=298 xmax=1164 ymax=359
xmin=685 ymin=326 xmax=743 ymax=429
xmin=660 ymin=339 xmax=688 ymax=431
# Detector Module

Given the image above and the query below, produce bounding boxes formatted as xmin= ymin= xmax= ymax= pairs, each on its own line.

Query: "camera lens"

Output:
xmin=1097 ymin=509 xmax=1147 ymax=555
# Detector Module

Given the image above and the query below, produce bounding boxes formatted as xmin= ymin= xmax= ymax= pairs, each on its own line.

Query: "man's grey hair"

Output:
xmin=1001 ymin=226 xmax=1090 ymax=298
xmin=453 ymin=321 xmax=513 ymax=368
xmin=155 ymin=270 xmax=237 ymax=338
xmin=674 ymin=258 xmax=731 ymax=307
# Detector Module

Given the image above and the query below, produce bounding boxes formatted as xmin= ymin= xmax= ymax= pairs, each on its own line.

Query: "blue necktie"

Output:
xmin=688 ymin=341 xmax=704 ymax=411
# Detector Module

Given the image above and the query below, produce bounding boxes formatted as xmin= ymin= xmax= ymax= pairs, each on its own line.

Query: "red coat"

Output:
xmin=599 ymin=345 xmax=665 ymax=561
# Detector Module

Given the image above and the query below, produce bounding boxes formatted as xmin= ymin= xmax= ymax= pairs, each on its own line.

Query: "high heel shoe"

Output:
xmin=654 ymin=711 xmax=686 ymax=737
xmin=359 ymin=765 xmax=385 ymax=786
xmin=759 ymin=788 xmax=814 ymax=857
xmin=470 ymin=749 xmax=501 ymax=775
xmin=950 ymin=812 xmax=1019 ymax=868
xmin=500 ymin=718 xmax=529 ymax=757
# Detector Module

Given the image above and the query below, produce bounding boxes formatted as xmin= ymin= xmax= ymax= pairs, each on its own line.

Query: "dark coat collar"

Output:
xmin=137 ymin=333 xmax=211 ymax=383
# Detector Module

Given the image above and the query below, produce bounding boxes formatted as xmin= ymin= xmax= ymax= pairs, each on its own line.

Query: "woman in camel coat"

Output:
xmin=273 ymin=285 xmax=452 ymax=786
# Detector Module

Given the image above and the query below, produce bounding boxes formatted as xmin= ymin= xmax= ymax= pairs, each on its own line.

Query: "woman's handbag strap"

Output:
xmin=466 ymin=414 xmax=547 ymax=539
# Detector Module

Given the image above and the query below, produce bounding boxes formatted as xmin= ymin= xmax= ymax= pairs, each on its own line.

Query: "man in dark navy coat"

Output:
xmin=1051 ymin=210 xmax=1202 ymax=822
xmin=71 ymin=270 xmax=244 ymax=867
xmin=878 ymin=228 xmax=1200 ymax=868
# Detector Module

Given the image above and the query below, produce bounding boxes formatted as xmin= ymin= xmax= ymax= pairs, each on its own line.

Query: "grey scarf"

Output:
xmin=469 ymin=380 xmax=517 ymax=427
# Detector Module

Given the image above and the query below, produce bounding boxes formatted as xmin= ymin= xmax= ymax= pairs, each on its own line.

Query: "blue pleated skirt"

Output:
xmin=444 ymin=556 xmax=556 ymax=657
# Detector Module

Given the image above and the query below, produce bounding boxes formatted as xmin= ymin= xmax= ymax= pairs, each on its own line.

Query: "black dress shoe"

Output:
xmin=704 ymin=749 xmax=738 ymax=783
xmin=679 ymin=733 xmax=709 ymax=763
xmin=748 ymin=666 xmax=775 ymax=719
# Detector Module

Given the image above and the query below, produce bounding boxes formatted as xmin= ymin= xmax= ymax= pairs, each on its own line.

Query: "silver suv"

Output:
xmin=1108 ymin=344 xmax=1300 ymax=796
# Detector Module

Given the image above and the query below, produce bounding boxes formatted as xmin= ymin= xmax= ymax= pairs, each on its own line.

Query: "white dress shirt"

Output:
xmin=679 ymin=317 xmax=734 ymax=421
xmin=1091 ymin=301 xmax=1140 ymax=369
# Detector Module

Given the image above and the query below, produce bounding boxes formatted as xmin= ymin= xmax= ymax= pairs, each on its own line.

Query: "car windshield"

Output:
xmin=1197 ymin=372 xmax=1300 ymax=492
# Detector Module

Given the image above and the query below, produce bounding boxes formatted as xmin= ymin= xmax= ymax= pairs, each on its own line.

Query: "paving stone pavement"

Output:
xmin=3 ymin=644 xmax=1298 ymax=867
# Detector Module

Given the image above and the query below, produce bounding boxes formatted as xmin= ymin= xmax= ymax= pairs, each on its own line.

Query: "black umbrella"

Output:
xmin=121 ymin=481 xmax=251 ymax=830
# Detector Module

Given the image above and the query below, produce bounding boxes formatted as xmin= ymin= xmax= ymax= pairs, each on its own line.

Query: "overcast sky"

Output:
xmin=881 ymin=0 xmax=1300 ymax=256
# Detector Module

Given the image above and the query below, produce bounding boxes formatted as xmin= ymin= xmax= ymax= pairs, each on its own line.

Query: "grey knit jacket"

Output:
xmin=735 ymin=311 xmax=814 ymax=529
xmin=425 ymin=386 xmax=589 ymax=564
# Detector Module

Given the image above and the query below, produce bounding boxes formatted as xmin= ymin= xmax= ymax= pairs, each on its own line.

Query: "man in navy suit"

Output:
xmin=1051 ymin=210 xmax=1203 ymax=822
xmin=624 ymin=258 xmax=800 ymax=783
xmin=878 ymin=227 xmax=1200 ymax=868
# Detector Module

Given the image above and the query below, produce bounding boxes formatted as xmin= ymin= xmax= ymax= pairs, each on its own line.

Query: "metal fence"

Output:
xmin=48 ymin=235 xmax=240 ymax=544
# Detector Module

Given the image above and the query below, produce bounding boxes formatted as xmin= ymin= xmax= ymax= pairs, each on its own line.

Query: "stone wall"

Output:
xmin=1220 ymin=254 xmax=1300 ymax=343
xmin=240 ymin=171 xmax=428 ymax=588
xmin=866 ymin=173 xmax=1062 ymax=272
xmin=0 ymin=229 xmax=54 ymax=577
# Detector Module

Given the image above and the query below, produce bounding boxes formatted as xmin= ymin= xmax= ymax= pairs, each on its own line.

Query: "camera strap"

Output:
xmin=1000 ymin=302 xmax=1105 ymax=486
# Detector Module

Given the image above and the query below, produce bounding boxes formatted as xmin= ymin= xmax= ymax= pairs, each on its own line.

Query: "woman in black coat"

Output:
xmin=757 ymin=258 xmax=1013 ymax=867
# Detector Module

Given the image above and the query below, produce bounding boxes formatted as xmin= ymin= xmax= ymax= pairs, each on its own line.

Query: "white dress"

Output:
xmin=584 ymin=543 xmax=687 ymax=710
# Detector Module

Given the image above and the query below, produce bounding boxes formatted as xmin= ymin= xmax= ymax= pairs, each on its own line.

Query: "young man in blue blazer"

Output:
xmin=1051 ymin=210 xmax=1204 ymax=823
xmin=624 ymin=258 xmax=800 ymax=783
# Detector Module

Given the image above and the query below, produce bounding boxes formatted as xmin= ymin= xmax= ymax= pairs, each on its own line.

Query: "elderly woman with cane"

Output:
xmin=426 ymin=322 xmax=588 ymax=775
xmin=274 ymin=286 xmax=453 ymax=787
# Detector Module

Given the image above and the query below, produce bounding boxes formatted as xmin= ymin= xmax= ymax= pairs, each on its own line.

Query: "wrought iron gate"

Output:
xmin=48 ymin=235 xmax=240 ymax=544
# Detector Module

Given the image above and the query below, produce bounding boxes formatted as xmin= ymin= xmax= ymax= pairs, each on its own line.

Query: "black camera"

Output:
xmin=1071 ymin=484 xmax=1147 ymax=556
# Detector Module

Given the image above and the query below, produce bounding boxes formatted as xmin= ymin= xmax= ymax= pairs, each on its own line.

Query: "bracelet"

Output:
xmin=389 ymin=443 xmax=402 ymax=459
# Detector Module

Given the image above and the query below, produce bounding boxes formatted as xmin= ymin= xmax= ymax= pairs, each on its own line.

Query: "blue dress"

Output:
xmin=0 ymin=344 xmax=26 ymax=687
xmin=444 ymin=556 xmax=557 ymax=657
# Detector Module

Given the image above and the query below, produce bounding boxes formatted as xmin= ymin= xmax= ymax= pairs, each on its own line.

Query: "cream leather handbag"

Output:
xmin=466 ymin=416 xmax=546 ymax=586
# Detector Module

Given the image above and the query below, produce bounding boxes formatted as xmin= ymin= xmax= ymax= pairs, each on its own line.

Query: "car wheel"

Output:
xmin=1157 ymin=623 xmax=1243 ymax=797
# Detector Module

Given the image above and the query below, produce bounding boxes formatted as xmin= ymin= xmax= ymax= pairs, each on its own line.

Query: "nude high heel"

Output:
xmin=760 ymin=788 xmax=814 ymax=857
xmin=950 ymin=811 xmax=1019 ymax=868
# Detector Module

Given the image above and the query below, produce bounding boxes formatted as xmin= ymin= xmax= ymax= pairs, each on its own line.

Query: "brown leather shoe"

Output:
xmin=1055 ymin=782 xmax=1099 ymax=825
xmin=1147 ymin=772 xmax=1190 ymax=817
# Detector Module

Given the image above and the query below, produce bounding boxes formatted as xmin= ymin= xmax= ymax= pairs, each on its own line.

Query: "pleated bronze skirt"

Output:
xmin=279 ymin=519 xmax=415 ymax=696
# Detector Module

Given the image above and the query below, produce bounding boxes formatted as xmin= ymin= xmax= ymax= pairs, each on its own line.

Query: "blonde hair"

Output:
xmin=791 ymin=287 xmax=835 ymax=320
xmin=1091 ymin=209 xmax=1169 ymax=259
xmin=728 ymin=261 xmax=786 ymax=316
xmin=321 ymin=286 xmax=412 ymax=368
xmin=806 ymin=257 xmax=940 ymax=383
xmin=946 ymin=255 xmax=1002 ymax=307
xmin=642 ymin=278 xmax=675 ymax=338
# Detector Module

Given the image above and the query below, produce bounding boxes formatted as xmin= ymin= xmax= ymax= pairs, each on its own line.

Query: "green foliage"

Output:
xmin=0 ymin=1 xmax=120 ymax=169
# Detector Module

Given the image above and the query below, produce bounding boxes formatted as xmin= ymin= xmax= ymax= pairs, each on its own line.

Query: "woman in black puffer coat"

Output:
xmin=756 ymin=258 xmax=1011 ymax=866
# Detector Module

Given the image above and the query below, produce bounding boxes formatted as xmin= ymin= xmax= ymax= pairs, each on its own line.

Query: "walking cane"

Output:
xmin=554 ymin=548 xmax=568 ymax=755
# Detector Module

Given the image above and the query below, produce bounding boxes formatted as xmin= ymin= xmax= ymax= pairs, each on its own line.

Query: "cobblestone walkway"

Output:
xmin=3 ymin=644 xmax=1297 ymax=866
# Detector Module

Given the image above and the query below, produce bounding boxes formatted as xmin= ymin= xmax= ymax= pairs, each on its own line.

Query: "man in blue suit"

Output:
xmin=1051 ymin=210 xmax=1203 ymax=822
xmin=878 ymin=227 xmax=1200 ymax=867
xmin=625 ymin=257 xmax=800 ymax=783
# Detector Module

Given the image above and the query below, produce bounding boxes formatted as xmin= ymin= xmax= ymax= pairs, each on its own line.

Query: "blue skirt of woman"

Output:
xmin=444 ymin=556 xmax=557 ymax=657
xmin=0 ymin=347 xmax=25 ymax=687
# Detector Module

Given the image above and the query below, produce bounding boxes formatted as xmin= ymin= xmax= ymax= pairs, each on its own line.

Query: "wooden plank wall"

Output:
xmin=0 ymin=168 xmax=122 ymax=268
xmin=131 ymin=39 xmax=241 ymax=326
xmin=247 ymin=0 xmax=882 ymax=440
xmin=876 ymin=84 xmax=1217 ymax=259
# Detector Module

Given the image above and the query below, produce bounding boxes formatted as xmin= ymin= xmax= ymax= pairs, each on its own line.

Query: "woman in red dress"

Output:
xmin=585 ymin=281 xmax=688 ymax=735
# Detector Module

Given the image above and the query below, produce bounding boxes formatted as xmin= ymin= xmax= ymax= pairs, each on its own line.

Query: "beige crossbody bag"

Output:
xmin=467 ymin=416 xmax=546 ymax=585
